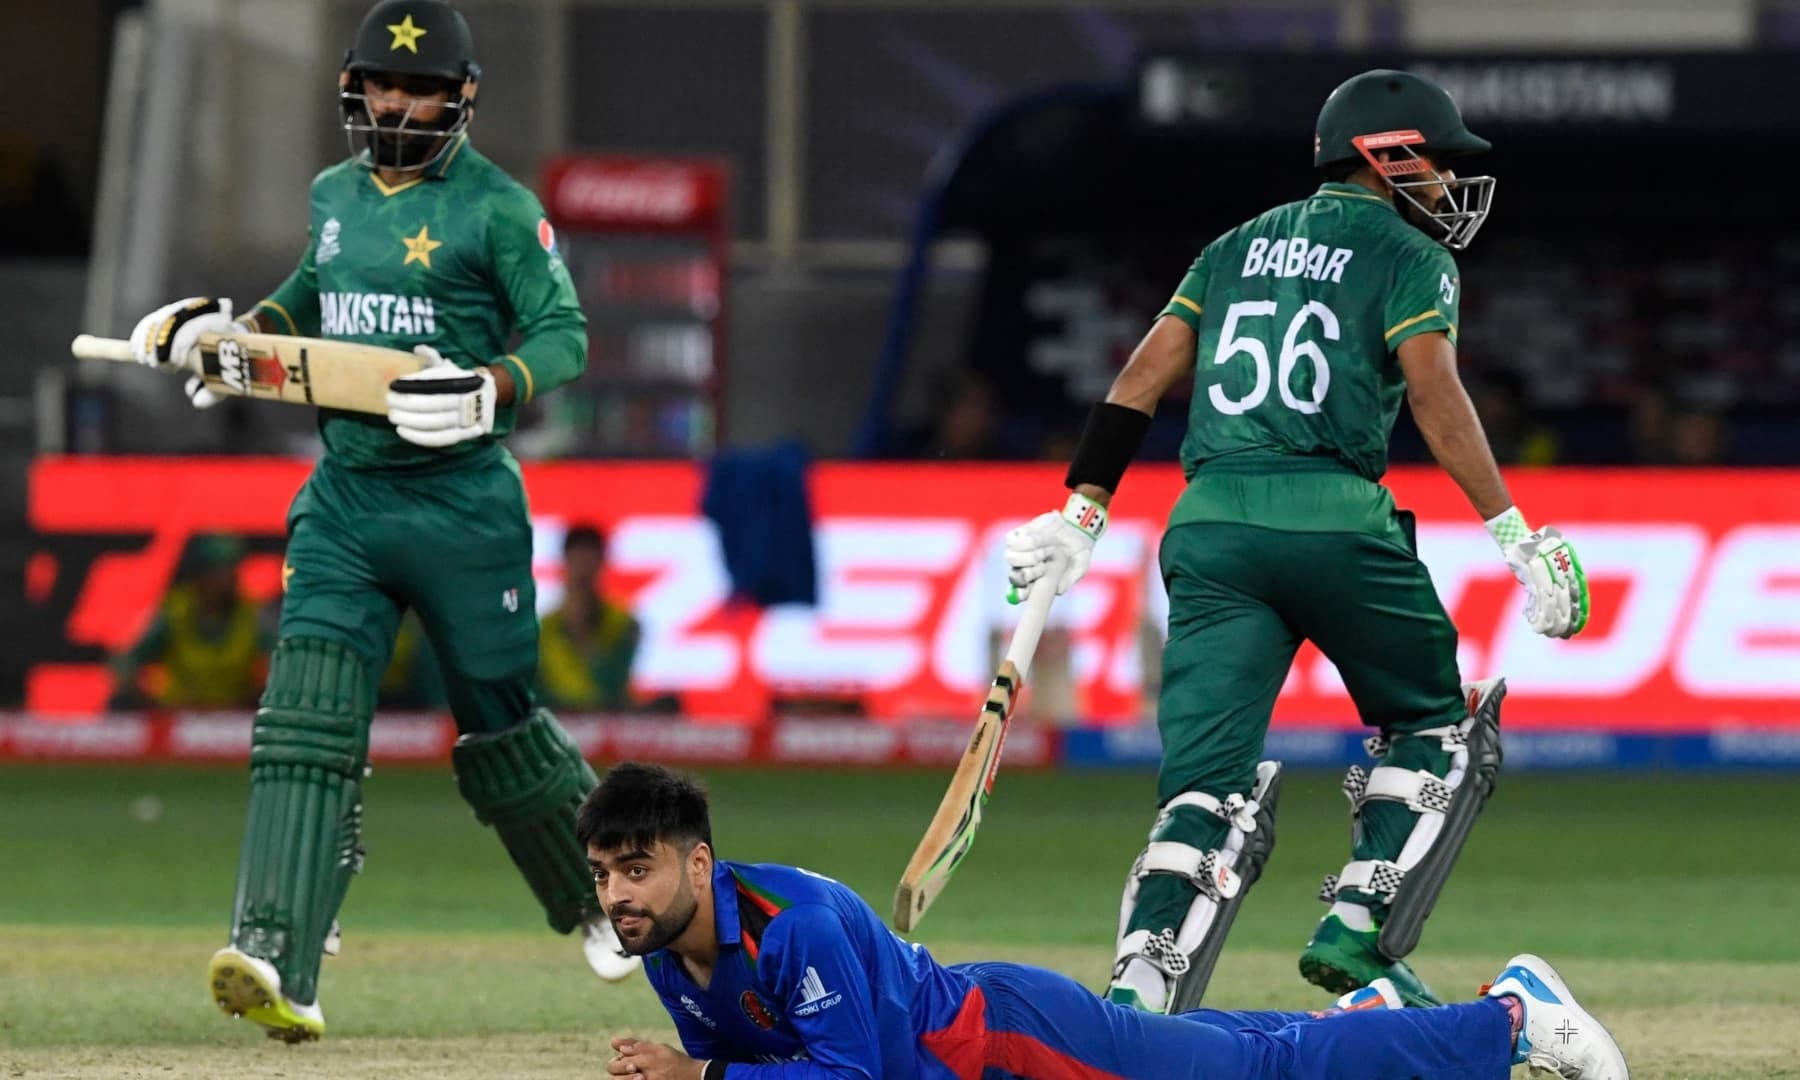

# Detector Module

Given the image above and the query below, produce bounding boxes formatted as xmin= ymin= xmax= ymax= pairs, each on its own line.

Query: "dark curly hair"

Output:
xmin=575 ymin=761 xmax=713 ymax=856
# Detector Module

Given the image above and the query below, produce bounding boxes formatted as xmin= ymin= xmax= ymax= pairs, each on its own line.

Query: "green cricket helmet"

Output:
xmin=1314 ymin=69 xmax=1495 ymax=251
xmin=339 ymin=0 xmax=481 ymax=172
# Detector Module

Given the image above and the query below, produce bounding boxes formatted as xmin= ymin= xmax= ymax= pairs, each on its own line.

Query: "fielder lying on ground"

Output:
xmin=580 ymin=762 xmax=1629 ymax=1080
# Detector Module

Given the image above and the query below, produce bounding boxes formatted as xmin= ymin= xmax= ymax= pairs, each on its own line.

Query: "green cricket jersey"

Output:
xmin=254 ymin=136 xmax=585 ymax=470
xmin=1161 ymin=182 xmax=1461 ymax=484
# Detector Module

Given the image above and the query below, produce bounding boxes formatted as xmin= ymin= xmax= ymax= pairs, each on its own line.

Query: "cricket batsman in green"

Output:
xmin=1003 ymin=70 xmax=1592 ymax=1014
xmin=125 ymin=0 xmax=638 ymax=1041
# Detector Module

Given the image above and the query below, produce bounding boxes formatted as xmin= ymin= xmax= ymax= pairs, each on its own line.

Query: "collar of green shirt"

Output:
xmin=1313 ymin=181 xmax=1396 ymax=213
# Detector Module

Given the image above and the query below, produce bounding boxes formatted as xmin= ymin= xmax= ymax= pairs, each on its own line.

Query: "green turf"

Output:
xmin=3 ymin=765 xmax=1798 ymax=1075
xmin=2 ymin=764 xmax=1795 ymax=963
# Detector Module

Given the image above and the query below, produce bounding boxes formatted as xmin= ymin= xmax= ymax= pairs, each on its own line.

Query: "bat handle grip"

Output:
xmin=70 ymin=335 xmax=136 ymax=363
xmin=1003 ymin=552 xmax=1066 ymax=681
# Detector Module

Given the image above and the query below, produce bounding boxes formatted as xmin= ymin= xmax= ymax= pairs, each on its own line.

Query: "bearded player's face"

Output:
xmin=588 ymin=840 xmax=704 ymax=955
xmin=1393 ymin=152 xmax=1454 ymax=234
xmin=1413 ymin=156 xmax=1455 ymax=211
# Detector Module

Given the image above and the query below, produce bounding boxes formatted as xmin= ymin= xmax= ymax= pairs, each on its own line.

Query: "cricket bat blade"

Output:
xmin=892 ymin=556 xmax=1065 ymax=932
xmin=70 ymin=331 xmax=429 ymax=415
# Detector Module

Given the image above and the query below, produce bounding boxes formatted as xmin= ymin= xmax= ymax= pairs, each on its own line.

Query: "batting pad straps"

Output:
xmin=1139 ymin=841 xmax=1242 ymax=901
xmin=1065 ymin=401 xmax=1152 ymax=494
xmin=1166 ymin=790 xmax=1264 ymax=833
xmin=1321 ymin=859 xmax=1406 ymax=902
xmin=1364 ymin=723 xmax=1465 ymax=759
xmin=1343 ymin=765 xmax=1456 ymax=815
xmin=1115 ymin=928 xmax=1191 ymax=979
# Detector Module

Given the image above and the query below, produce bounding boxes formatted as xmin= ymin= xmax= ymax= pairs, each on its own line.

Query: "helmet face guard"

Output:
xmin=339 ymin=68 xmax=477 ymax=172
xmin=1353 ymin=130 xmax=1495 ymax=252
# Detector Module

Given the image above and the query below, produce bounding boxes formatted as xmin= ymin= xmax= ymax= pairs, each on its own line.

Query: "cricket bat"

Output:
xmin=70 ymin=331 xmax=430 ymax=415
xmin=892 ymin=553 xmax=1066 ymax=933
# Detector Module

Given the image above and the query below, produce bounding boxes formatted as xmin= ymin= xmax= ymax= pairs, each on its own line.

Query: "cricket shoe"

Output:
xmin=582 ymin=913 xmax=642 ymax=983
xmin=1314 ymin=977 xmax=1402 ymax=1017
xmin=208 ymin=947 xmax=324 ymax=1042
xmin=1485 ymin=954 xmax=1628 ymax=1079
xmin=1298 ymin=914 xmax=1441 ymax=1006
xmin=1104 ymin=984 xmax=1161 ymax=1013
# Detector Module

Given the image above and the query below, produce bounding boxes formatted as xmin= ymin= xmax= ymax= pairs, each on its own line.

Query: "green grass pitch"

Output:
xmin=2 ymin=764 xmax=1796 ymax=1077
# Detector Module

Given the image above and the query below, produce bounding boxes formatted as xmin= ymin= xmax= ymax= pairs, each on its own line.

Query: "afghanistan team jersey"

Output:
xmin=253 ymin=136 xmax=586 ymax=470
xmin=1160 ymin=182 xmax=1462 ymax=484
xmin=645 ymin=860 xmax=980 ymax=1077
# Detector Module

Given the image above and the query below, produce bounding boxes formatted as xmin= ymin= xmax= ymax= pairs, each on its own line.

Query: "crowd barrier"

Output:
xmin=6 ymin=713 xmax=1797 ymax=770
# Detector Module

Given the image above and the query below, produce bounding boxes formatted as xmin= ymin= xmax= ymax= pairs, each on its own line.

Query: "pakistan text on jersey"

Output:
xmin=1240 ymin=238 xmax=1353 ymax=284
xmin=320 ymin=292 xmax=437 ymax=337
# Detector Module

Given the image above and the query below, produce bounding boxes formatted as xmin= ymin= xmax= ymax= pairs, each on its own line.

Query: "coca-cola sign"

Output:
xmin=541 ymin=154 xmax=727 ymax=231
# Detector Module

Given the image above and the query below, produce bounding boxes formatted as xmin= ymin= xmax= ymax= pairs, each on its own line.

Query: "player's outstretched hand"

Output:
xmin=607 ymin=1035 xmax=704 ymax=1080
xmin=128 ymin=296 xmax=241 ymax=371
xmin=1502 ymin=526 xmax=1589 ymax=638
xmin=386 ymin=345 xmax=497 ymax=448
xmin=1003 ymin=492 xmax=1107 ymax=603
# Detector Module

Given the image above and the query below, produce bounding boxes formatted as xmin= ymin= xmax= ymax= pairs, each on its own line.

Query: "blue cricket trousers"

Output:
xmin=918 ymin=962 xmax=1512 ymax=1080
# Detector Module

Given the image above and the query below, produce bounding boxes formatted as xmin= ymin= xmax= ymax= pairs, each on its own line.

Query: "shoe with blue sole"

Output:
xmin=1485 ymin=953 xmax=1628 ymax=1079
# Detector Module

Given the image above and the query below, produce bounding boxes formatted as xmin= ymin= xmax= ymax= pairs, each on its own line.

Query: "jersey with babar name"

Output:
xmin=1159 ymin=182 xmax=1461 ymax=482
xmin=254 ymin=135 xmax=586 ymax=471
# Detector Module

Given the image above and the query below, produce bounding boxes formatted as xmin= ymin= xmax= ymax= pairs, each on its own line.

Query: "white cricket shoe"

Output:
xmin=208 ymin=947 xmax=325 ymax=1042
xmin=1485 ymin=954 xmax=1628 ymax=1079
xmin=582 ymin=913 xmax=642 ymax=983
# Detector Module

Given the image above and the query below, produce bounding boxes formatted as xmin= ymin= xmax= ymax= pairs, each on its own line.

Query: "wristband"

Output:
xmin=1065 ymin=402 xmax=1152 ymax=493
xmin=703 ymin=1059 xmax=727 ymax=1080
xmin=1061 ymin=491 xmax=1108 ymax=541
xmin=1484 ymin=506 xmax=1529 ymax=548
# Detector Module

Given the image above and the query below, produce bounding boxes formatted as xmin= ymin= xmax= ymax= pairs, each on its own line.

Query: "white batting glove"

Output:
xmin=128 ymin=296 xmax=241 ymax=371
xmin=1004 ymin=492 xmax=1107 ymax=603
xmin=183 ymin=376 xmax=224 ymax=409
xmin=1488 ymin=508 xmax=1590 ymax=639
xmin=385 ymin=345 xmax=496 ymax=448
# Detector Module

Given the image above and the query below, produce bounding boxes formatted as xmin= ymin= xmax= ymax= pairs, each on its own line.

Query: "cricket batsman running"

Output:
xmin=126 ymin=0 xmax=638 ymax=1041
xmin=581 ymin=762 xmax=1627 ymax=1080
xmin=1001 ymin=69 xmax=1593 ymax=1013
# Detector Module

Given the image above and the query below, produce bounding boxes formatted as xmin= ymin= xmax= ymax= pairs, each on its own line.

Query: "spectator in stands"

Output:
xmin=536 ymin=525 xmax=641 ymax=711
xmin=1467 ymin=371 xmax=1558 ymax=466
xmin=377 ymin=610 xmax=448 ymax=710
xmin=897 ymin=369 xmax=1005 ymax=459
xmin=1669 ymin=402 xmax=1730 ymax=465
xmin=108 ymin=533 xmax=272 ymax=710
xmin=1627 ymin=384 xmax=1731 ymax=465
